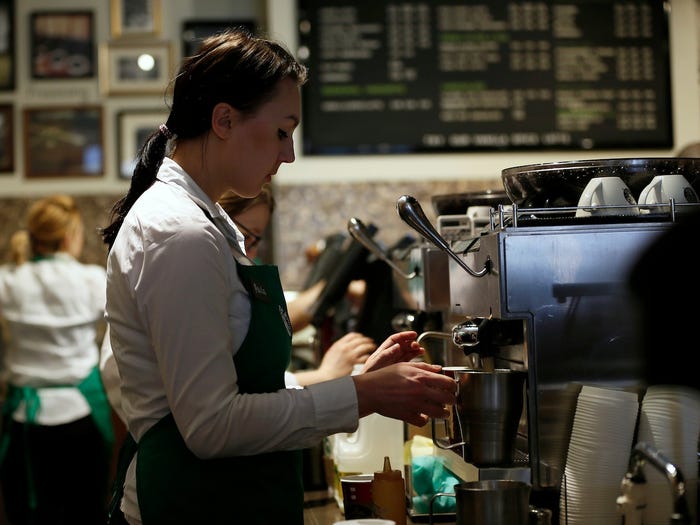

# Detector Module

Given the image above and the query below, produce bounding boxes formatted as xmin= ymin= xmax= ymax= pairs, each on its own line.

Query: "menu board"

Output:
xmin=296 ymin=1 xmax=673 ymax=155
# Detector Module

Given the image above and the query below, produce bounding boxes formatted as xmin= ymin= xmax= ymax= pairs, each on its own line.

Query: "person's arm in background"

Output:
xmin=286 ymin=279 xmax=367 ymax=333
xmin=285 ymin=280 xmax=325 ymax=333
xmin=292 ymin=332 xmax=376 ymax=386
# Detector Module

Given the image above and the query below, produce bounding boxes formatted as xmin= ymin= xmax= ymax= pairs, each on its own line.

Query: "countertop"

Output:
xmin=303 ymin=491 xmax=457 ymax=525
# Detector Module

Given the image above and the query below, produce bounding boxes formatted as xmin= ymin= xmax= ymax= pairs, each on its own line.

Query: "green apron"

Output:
xmin=0 ymin=366 xmax=115 ymax=510
xmin=132 ymin=260 xmax=304 ymax=525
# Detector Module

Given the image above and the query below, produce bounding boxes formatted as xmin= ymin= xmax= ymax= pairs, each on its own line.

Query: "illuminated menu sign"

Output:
xmin=297 ymin=1 xmax=673 ymax=155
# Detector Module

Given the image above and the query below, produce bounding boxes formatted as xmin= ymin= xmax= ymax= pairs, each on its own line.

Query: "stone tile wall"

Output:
xmin=273 ymin=179 xmax=501 ymax=289
xmin=0 ymin=177 xmax=502 ymax=290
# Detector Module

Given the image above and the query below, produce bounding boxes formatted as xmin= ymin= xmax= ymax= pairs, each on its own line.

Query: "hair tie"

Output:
xmin=159 ymin=123 xmax=173 ymax=139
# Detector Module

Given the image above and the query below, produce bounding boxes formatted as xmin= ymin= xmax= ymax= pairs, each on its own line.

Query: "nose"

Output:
xmin=280 ymin=138 xmax=295 ymax=164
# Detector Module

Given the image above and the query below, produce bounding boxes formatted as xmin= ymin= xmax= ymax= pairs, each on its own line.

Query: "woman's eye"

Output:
xmin=278 ymin=129 xmax=289 ymax=139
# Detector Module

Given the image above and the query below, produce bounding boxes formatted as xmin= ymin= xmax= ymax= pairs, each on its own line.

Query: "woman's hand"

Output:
xmin=360 ymin=330 xmax=425 ymax=373
xmin=352 ymin=361 xmax=456 ymax=427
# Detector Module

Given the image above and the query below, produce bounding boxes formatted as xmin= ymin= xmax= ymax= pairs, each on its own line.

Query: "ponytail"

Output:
xmin=101 ymin=27 xmax=307 ymax=250
xmin=8 ymin=230 xmax=30 ymax=265
xmin=101 ymin=129 xmax=170 ymax=249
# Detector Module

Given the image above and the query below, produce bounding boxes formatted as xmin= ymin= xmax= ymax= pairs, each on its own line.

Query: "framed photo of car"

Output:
xmin=30 ymin=11 xmax=95 ymax=79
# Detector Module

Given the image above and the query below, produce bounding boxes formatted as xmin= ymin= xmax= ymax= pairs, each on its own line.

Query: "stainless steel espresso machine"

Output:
xmin=387 ymin=158 xmax=700 ymax=523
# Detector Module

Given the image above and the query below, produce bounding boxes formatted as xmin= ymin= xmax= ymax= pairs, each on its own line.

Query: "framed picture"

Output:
xmin=0 ymin=104 xmax=13 ymax=171
xmin=23 ymin=106 xmax=103 ymax=178
xmin=30 ymin=11 xmax=95 ymax=79
xmin=0 ymin=0 xmax=14 ymax=90
xmin=100 ymin=40 xmax=171 ymax=95
xmin=110 ymin=0 xmax=161 ymax=39
xmin=182 ymin=19 xmax=255 ymax=58
xmin=118 ymin=109 xmax=168 ymax=178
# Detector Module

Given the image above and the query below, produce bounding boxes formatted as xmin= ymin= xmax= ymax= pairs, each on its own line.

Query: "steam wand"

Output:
xmin=396 ymin=195 xmax=490 ymax=278
xmin=616 ymin=441 xmax=691 ymax=525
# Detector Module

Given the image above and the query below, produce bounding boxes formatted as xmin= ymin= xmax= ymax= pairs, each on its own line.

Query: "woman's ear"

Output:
xmin=211 ymin=102 xmax=235 ymax=139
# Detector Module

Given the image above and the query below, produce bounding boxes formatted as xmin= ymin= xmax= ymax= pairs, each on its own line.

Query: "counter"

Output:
xmin=303 ymin=491 xmax=457 ymax=525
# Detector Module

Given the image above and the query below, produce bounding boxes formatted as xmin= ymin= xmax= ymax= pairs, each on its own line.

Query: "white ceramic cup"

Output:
xmin=575 ymin=176 xmax=639 ymax=217
xmin=638 ymin=174 xmax=698 ymax=213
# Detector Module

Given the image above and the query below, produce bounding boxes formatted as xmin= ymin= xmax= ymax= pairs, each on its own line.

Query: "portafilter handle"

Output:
xmin=396 ymin=195 xmax=490 ymax=278
xmin=452 ymin=318 xmax=484 ymax=347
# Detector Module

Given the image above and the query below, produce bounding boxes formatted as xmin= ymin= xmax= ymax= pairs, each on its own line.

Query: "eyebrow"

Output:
xmin=286 ymin=115 xmax=300 ymax=126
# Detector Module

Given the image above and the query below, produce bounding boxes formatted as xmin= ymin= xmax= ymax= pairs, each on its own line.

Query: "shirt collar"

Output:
xmin=158 ymin=157 xmax=247 ymax=254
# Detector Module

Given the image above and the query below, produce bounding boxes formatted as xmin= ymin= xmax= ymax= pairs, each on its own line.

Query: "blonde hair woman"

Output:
xmin=0 ymin=194 xmax=113 ymax=525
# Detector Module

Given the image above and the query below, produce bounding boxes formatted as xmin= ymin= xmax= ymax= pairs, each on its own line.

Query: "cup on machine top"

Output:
xmin=575 ymin=176 xmax=639 ymax=217
xmin=637 ymin=173 xmax=699 ymax=213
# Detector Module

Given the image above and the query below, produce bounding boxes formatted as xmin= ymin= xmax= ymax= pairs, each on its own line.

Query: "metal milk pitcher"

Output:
xmin=432 ymin=368 xmax=526 ymax=467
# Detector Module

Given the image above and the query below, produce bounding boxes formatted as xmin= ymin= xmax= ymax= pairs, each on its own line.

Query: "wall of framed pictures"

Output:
xmin=2 ymin=0 xmax=700 ymax=196
xmin=0 ymin=0 xmax=261 ymax=196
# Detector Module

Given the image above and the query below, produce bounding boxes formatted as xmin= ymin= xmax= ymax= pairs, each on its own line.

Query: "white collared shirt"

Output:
xmin=106 ymin=158 xmax=358 ymax=523
xmin=0 ymin=252 xmax=106 ymax=424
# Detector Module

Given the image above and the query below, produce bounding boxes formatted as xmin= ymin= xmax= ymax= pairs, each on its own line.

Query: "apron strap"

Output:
xmin=0 ymin=385 xmax=41 ymax=512
xmin=107 ymin=433 xmax=138 ymax=524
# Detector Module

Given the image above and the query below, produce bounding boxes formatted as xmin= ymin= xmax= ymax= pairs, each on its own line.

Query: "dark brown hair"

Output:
xmin=101 ymin=28 xmax=307 ymax=248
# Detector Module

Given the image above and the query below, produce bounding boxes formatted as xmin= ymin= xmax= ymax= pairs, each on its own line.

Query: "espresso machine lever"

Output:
xmin=617 ymin=441 xmax=692 ymax=525
xmin=396 ymin=195 xmax=490 ymax=278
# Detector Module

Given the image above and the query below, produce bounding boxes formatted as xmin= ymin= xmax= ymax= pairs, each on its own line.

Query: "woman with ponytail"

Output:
xmin=101 ymin=28 xmax=456 ymax=525
xmin=0 ymin=194 xmax=114 ymax=525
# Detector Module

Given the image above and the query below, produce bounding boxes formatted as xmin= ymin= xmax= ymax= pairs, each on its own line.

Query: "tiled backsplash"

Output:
xmin=0 ymin=178 xmax=501 ymax=290
xmin=273 ymin=179 xmax=501 ymax=290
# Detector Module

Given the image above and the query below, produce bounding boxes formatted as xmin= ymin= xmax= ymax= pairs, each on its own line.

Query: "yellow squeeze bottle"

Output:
xmin=372 ymin=456 xmax=407 ymax=525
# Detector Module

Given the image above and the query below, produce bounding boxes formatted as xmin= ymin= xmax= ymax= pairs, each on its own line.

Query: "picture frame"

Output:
xmin=182 ymin=19 xmax=255 ymax=58
xmin=0 ymin=104 xmax=13 ymax=172
xmin=30 ymin=11 xmax=95 ymax=80
xmin=0 ymin=0 xmax=14 ymax=90
xmin=110 ymin=0 xmax=161 ymax=39
xmin=118 ymin=109 xmax=168 ymax=178
xmin=100 ymin=40 xmax=171 ymax=96
xmin=23 ymin=106 xmax=104 ymax=178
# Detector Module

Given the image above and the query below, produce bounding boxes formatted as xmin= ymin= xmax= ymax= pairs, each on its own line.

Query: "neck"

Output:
xmin=171 ymin=136 xmax=226 ymax=202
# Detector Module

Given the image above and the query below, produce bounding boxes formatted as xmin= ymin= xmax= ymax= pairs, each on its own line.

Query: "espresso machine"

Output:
xmin=387 ymin=158 xmax=700 ymax=523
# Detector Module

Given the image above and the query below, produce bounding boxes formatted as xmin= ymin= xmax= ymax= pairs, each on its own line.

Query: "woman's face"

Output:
xmin=233 ymin=202 xmax=271 ymax=259
xmin=225 ymin=77 xmax=301 ymax=198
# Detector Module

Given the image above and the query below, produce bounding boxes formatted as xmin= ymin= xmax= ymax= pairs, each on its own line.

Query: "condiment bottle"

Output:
xmin=372 ymin=456 xmax=406 ymax=525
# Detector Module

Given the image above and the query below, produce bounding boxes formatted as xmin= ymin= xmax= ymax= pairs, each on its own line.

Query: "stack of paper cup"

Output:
xmin=637 ymin=385 xmax=700 ymax=525
xmin=559 ymin=385 xmax=640 ymax=525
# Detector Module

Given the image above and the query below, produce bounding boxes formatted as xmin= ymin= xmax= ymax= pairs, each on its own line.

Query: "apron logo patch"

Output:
xmin=279 ymin=305 xmax=292 ymax=337
xmin=251 ymin=280 xmax=269 ymax=300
